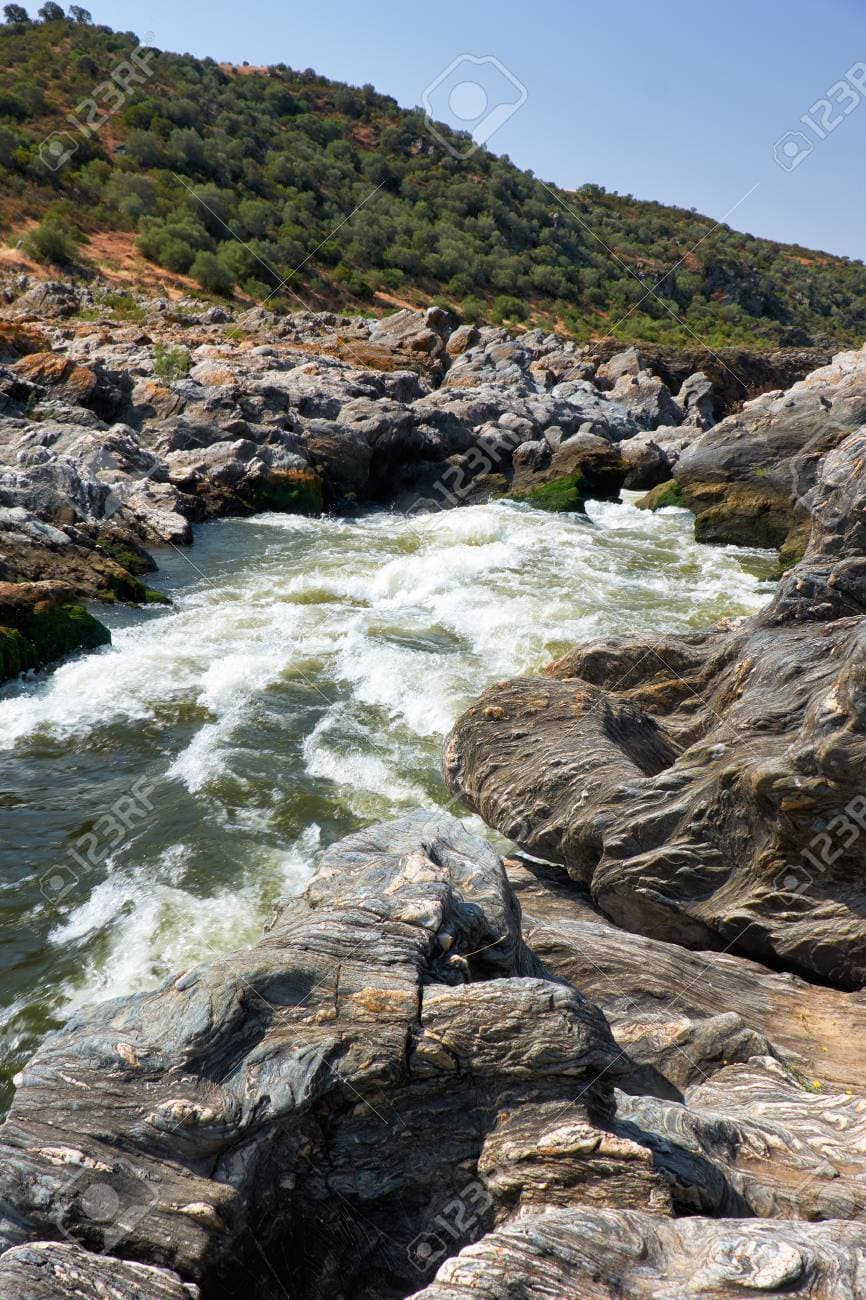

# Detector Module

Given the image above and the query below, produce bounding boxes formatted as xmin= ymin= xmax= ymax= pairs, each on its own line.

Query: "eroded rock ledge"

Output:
xmin=1 ymin=813 xmax=866 ymax=1298
xmin=445 ymin=425 xmax=866 ymax=989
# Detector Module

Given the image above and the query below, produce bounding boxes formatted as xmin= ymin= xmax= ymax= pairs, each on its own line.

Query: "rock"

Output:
xmin=0 ymin=320 xmax=51 ymax=362
xmin=678 ymin=370 xmax=716 ymax=429
xmin=766 ymin=427 xmax=866 ymax=621
xmin=444 ymin=397 xmax=866 ymax=1004
xmin=673 ymin=343 xmax=866 ymax=551
xmin=13 ymin=280 xmax=80 ymax=318
xmin=0 ymin=505 xmax=163 ymax=603
xmin=0 ymin=579 xmax=110 ymax=682
xmin=0 ymin=1241 xmax=198 ymax=1299
xmin=445 ymin=323 xmax=479 ymax=357
xmin=365 ymin=305 xmax=455 ymax=373
xmin=202 ymin=306 xmax=231 ymax=325
xmin=595 ymin=346 xmax=645 ymax=388
xmin=411 ymin=1209 xmax=866 ymax=1298
xmin=507 ymin=431 xmax=627 ymax=512
xmin=620 ymin=1054 xmax=866 ymax=1221
xmin=608 ymin=370 xmax=682 ymax=431
xmin=618 ymin=434 xmax=673 ymax=489
xmin=512 ymin=866 xmax=866 ymax=1097
xmin=635 ymin=477 xmax=687 ymax=510
xmin=1 ymin=813 xmax=672 ymax=1297
xmin=583 ymin=342 xmax=833 ymax=418
xmin=13 ymin=352 xmax=99 ymax=406
xmin=444 ymin=449 xmax=866 ymax=987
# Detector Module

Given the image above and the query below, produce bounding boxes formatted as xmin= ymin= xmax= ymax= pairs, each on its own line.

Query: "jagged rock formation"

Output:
xmin=643 ymin=343 xmax=866 ymax=560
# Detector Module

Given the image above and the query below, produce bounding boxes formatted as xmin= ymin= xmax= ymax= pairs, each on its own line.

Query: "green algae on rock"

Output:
xmin=507 ymin=472 xmax=594 ymax=513
xmin=244 ymin=468 xmax=325 ymax=516
xmin=0 ymin=582 xmax=110 ymax=684
xmin=635 ymin=480 xmax=686 ymax=511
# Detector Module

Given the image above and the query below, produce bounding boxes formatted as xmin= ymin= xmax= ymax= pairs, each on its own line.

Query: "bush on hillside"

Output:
xmin=190 ymin=249 xmax=234 ymax=296
xmin=23 ymin=218 xmax=79 ymax=264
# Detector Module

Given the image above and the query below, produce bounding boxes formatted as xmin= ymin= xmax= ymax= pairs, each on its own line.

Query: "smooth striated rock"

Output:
xmin=619 ymin=1054 xmax=866 ymax=1221
xmin=411 ymin=1209 xmax=866 ymax=1298
xmin=0 ymin=813 xmax=677 ymax=1298
xmin=0 ymin=1241 xmax=198 ymax=1299
xmin=445 ymin=426 xmax=866 ymax=987
xmin=512 ymin=861 xmax=866 ymax=1095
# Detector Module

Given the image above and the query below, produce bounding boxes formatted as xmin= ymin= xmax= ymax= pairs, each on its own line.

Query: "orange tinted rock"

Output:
xmin=13 ymin=352 xmax=98 ymax=401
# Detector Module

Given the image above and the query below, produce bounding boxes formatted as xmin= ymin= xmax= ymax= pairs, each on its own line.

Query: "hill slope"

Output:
xmin=2 ymin=14 xmax=866 ymax=347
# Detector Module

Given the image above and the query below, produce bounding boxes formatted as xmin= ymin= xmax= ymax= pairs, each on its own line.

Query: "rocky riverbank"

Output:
xmin=0 ymin=280 xmax=833 ymax=680
xmin=2 ymin=288 xmax=866 ymax=1297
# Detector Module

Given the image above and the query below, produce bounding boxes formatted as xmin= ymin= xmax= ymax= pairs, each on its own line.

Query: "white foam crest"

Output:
xmin=0 ymin=500 xmax=772 ymax=768
xmin=303 ymin=708 xmax=427 ymax=806
xmin=50 ymin=826 xmax=319 ymax=1010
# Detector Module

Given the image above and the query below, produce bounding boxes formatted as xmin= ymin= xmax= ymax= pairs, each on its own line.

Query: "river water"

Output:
xmin=0 ymin=495 xmax=776 ymax=1109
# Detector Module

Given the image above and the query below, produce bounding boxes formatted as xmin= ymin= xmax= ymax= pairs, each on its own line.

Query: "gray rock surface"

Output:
xmin=0 ymin=813 xmax=665 ymax=1298
xmin=445 ymin=426 xmax=866 ymax=988
xmin=0 ymin=1241 xmax=198 ymax=1299
xmin=411 ymin=1210 xmax=866 ymax=1298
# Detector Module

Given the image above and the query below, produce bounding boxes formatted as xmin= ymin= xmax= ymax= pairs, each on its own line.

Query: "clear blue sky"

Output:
xmin=91 ymin=0 xmax=865 ymax=260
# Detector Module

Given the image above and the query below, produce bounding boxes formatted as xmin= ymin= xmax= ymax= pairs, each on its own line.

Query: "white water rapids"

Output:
xmin=0 ymin=495 xmax=775 ymax=1104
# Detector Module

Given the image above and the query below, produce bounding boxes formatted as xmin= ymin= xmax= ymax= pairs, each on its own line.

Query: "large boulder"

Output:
xmin=0 ymin=813 xmax=670 ymax=1299
xmin=444 ymin=428 xmax=866 ymax=987
xmin=0 ymin=1242 xmax=197 ymax=1300
xmin=669 ymin=344 xmax=866 ymax=552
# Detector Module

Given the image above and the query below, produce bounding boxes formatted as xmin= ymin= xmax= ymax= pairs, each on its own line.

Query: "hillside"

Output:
xmin=2 ymin=11 xmax=866 ymax=347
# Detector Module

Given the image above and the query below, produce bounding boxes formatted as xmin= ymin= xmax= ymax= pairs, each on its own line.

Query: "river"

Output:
xmin=0 ymin=495 xmax=776 ymax=1110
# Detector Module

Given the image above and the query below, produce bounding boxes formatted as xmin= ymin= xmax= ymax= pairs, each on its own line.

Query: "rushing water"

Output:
xmin=0 ymin=495 xmax=776 ymax=1109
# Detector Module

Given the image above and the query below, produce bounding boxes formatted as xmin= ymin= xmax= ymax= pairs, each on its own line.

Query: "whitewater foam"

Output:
xmin=0 ymin=497 xmax=775 ymax=1082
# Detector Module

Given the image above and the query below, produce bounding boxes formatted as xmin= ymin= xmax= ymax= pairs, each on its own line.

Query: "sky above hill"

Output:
xmin=90 ymin=0 xmax=865 ymax=261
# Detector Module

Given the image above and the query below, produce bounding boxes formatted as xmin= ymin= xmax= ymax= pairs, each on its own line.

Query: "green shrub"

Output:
xmin=491 ymin=295 xmax=529 ymax=324
xmin=153 ymin=343 xmax=192 ymax=382
xmin=102 ymin=291 xmax=145 ymax=322
xmin=190 ymin=249 xmax=234 ymax=296
xmin=23 ymin=219 xmax=79 ymax=265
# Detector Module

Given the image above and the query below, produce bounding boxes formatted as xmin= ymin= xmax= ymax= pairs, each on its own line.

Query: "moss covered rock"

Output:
xmin=245 ymin=469 xmax=324 ymax=515
xmin=635 ymin=480 xmax=686 ymax=511
xmin=509 ymin=473 xmax=592 ymax=513
xmin=682 ymin=481 xmax=795 ymax=550
xmin=507 ymin=436 xmax=626 ymax=513
xmin=0 ymin=581 xmax=111 ymax=683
